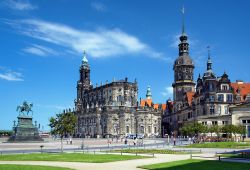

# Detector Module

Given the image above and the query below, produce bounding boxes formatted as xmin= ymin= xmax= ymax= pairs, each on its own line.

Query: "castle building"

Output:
xmin=74 ymin=52 xmax=163 ymax=138
xmin=164 ymin=10 xmax=250 ymax=138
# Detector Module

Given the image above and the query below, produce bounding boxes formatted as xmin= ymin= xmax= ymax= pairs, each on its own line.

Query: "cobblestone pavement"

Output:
xmin=0 ymin=137 xmax=163 ymax=151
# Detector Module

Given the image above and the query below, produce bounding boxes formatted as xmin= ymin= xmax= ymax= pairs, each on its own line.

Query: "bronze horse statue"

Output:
xmin=16 ymin=101 xmax=33 ymax=116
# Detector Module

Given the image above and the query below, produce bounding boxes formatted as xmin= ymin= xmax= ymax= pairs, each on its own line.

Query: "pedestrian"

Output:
xmin=125 ymin=138 xmax=128 ymax=145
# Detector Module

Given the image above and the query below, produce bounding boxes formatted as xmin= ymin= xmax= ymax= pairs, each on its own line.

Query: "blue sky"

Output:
xmin=1 ymin=0 xmax=250 ymax=130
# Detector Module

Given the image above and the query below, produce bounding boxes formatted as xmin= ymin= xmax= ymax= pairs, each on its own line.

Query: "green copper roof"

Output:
xmin=146 ymin=85 xmax=152 ymax=98
xmin=82 ymin=50 xmax=88 ymax=65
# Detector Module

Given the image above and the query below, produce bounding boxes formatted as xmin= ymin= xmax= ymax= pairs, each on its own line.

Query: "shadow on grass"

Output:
xmin=140 ymin=159 xmax=250 ymax=170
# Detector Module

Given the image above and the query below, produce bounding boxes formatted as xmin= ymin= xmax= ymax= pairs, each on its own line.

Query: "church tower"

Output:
xmin=172 ymin=7 xmax=195 ymax=112
xmin=76 ymin=51 xmax=92 ymax=110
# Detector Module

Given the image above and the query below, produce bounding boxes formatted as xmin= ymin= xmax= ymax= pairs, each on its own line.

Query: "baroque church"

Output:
xmin=73 ymin=52 xmax=165 ymax=138
xmin=163 ymin=12 xmax=250 ymax=137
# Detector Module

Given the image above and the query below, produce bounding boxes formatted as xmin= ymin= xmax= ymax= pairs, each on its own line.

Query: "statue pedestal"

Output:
xmin=8 ymin=115 xmax=43 ymax=142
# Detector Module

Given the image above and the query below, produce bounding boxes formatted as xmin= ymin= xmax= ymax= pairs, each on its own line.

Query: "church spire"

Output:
xmin=181 ymin=5 xmax=185 ymax=35
xmin=207 ymin=46 xmax=212 ymax=71
xmin=146 ymin=85 xmax=152 ymax=99
xmin=82 ymin=50 xmax=88 ymax=66
xmin=178 ymin=6 xmax=189 ymax=56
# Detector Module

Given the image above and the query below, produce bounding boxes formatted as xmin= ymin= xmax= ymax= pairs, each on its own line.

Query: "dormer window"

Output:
xmin=222 ymin=85 xmax=228 ymax=90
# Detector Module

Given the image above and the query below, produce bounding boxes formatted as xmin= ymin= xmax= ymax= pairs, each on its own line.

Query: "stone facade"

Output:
xmin=230 ymin=102 xmax=250 ymax=138
xmin=164 ymin=17 xmax=250 ymax=136
xmin=74 ymin=52 xmax=162 ymax=138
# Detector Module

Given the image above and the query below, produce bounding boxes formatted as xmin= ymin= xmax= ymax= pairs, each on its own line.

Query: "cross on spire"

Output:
xmin=181 ymin=5 xmax=185 ymax=35
xmin=207 ymin=46 xmax=211 ymax=60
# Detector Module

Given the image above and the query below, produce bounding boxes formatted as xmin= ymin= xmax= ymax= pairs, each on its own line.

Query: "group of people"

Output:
xmin=124 ymin=137 xmax=143 ymax=146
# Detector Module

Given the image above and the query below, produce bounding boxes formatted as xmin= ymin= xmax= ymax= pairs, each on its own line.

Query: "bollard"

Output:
xmin=218 ymin=156 xmax=221 ymax=161
xmin=153 ymin=153 xmax=154 ymax=157
xmin=190 ymin=154 xmax=192 ymax=159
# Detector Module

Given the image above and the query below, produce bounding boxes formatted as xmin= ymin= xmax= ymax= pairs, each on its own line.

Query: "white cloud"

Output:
xmin=91 ymin=2 xmax=106 ymax=12
xmin=161 ymin=86 xmax=173 ymax=97
xmin=4 ymin=19 xmax=170 ymax=61
xmin=23 ymin=44 xmax=59 ymax=57
xmin=0 ymin=67 xmax=23 ymax=81
xmin=3 ymin=0 xmax=37 ymax=10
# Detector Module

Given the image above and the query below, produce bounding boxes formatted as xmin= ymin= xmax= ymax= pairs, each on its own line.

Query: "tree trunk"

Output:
xmin=61 ymin=137 xmax=63 ymax=152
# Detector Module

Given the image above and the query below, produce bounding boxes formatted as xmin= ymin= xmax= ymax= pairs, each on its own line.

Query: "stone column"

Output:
xmin=96 ymin=114 xmax=101 ymax=138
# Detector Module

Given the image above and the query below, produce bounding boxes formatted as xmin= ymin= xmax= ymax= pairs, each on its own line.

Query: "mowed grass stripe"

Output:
xmin=0 ymin=153 xmax=145 ymax=163
xmin=140 ymin=159 xmax=250 ymax=170
xmin=0 ymin=164 xmax=73 ymax=170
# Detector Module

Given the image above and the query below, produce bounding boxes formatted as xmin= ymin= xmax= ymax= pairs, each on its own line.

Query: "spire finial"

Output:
xmin=82 ymin=50 xmax=88 ymax=65
xmin=146 ymin=85 xmax=152 ymax=99
xmin=181 ymin=5 xmax=185 ymax=35
xmin=207 ymin=46 xmax=211 ymax=60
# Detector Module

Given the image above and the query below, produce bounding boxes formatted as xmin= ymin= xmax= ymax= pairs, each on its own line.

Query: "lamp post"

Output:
xmin=81 ymin=128 xmax=84 ymax=150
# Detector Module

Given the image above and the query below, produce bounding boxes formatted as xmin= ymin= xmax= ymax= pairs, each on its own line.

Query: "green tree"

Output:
xmin=49 ymin=112 xmax=77 ymax=152
xmin=209 ymin=125 xmax=221 ymax=141
xmin=236 ymin=125 xmax=247 ymax=141
xmin=221 ymin=124 xmax=234 ymax=141
xmin=180 ymin=122 xmax=206 ymax=137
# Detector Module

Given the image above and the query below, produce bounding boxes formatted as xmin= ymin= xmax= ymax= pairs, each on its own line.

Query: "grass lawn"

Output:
xmin=111 ymin=149 xmax=198 ymax=154
xmin=182 ymin=142 xmax=250 ymax=148
xmin=0 ymin=164 xmax=72 ymax=170
xmin=0 ymin=153 xmax=145 ymax=163
xmin=140 ymin=159 xmax=250 ymax=170
xmin=219 ymin=153 xmax=250 ymax=159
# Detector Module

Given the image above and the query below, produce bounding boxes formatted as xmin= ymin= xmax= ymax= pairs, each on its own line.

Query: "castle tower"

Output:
xmin=172 ymin=7 xmax=195 ymax=111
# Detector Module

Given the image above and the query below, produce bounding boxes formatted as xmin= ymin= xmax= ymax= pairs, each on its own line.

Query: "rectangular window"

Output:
xmin=212 ymin=121 xmax=218 ymax=125
xmin=154 ymin=127 xmax=157 ymax=133
xmin=224 ymin=106 xmax=228 ymax=114
xmin=209 ymin=95 xmax=215 ymax=102
xmin=140 ymin=126 xmax=144 ymax=133
xmin=202 ymin=121 xmax=207 ymax=125
xmin=242 ymin=120 xmax=246 ymax=124
xmin=210 ymin=105 xmax=215 ymax=115
xmin=148 ymin=126 xmax=151 ymax=133
xmin=218 ymin=94 xmax=224 ymax=102
xmin=126 ymin=126 xmax=129 ymax=133
xmin=247 ymin=120 xmax=250 ymax=123
xmin=218 ymin=106 xmax=221 ymax=114
xmin=227 ymin=94 xmax=233 ymax=102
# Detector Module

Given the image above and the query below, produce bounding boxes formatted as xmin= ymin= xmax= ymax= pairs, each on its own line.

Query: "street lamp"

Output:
xmin=81 ymin=128 xmax=84 ymax=150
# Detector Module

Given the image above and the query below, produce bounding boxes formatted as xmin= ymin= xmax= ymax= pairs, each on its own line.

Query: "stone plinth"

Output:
xmin=8 ymin=115 xmax=43 ymax=142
